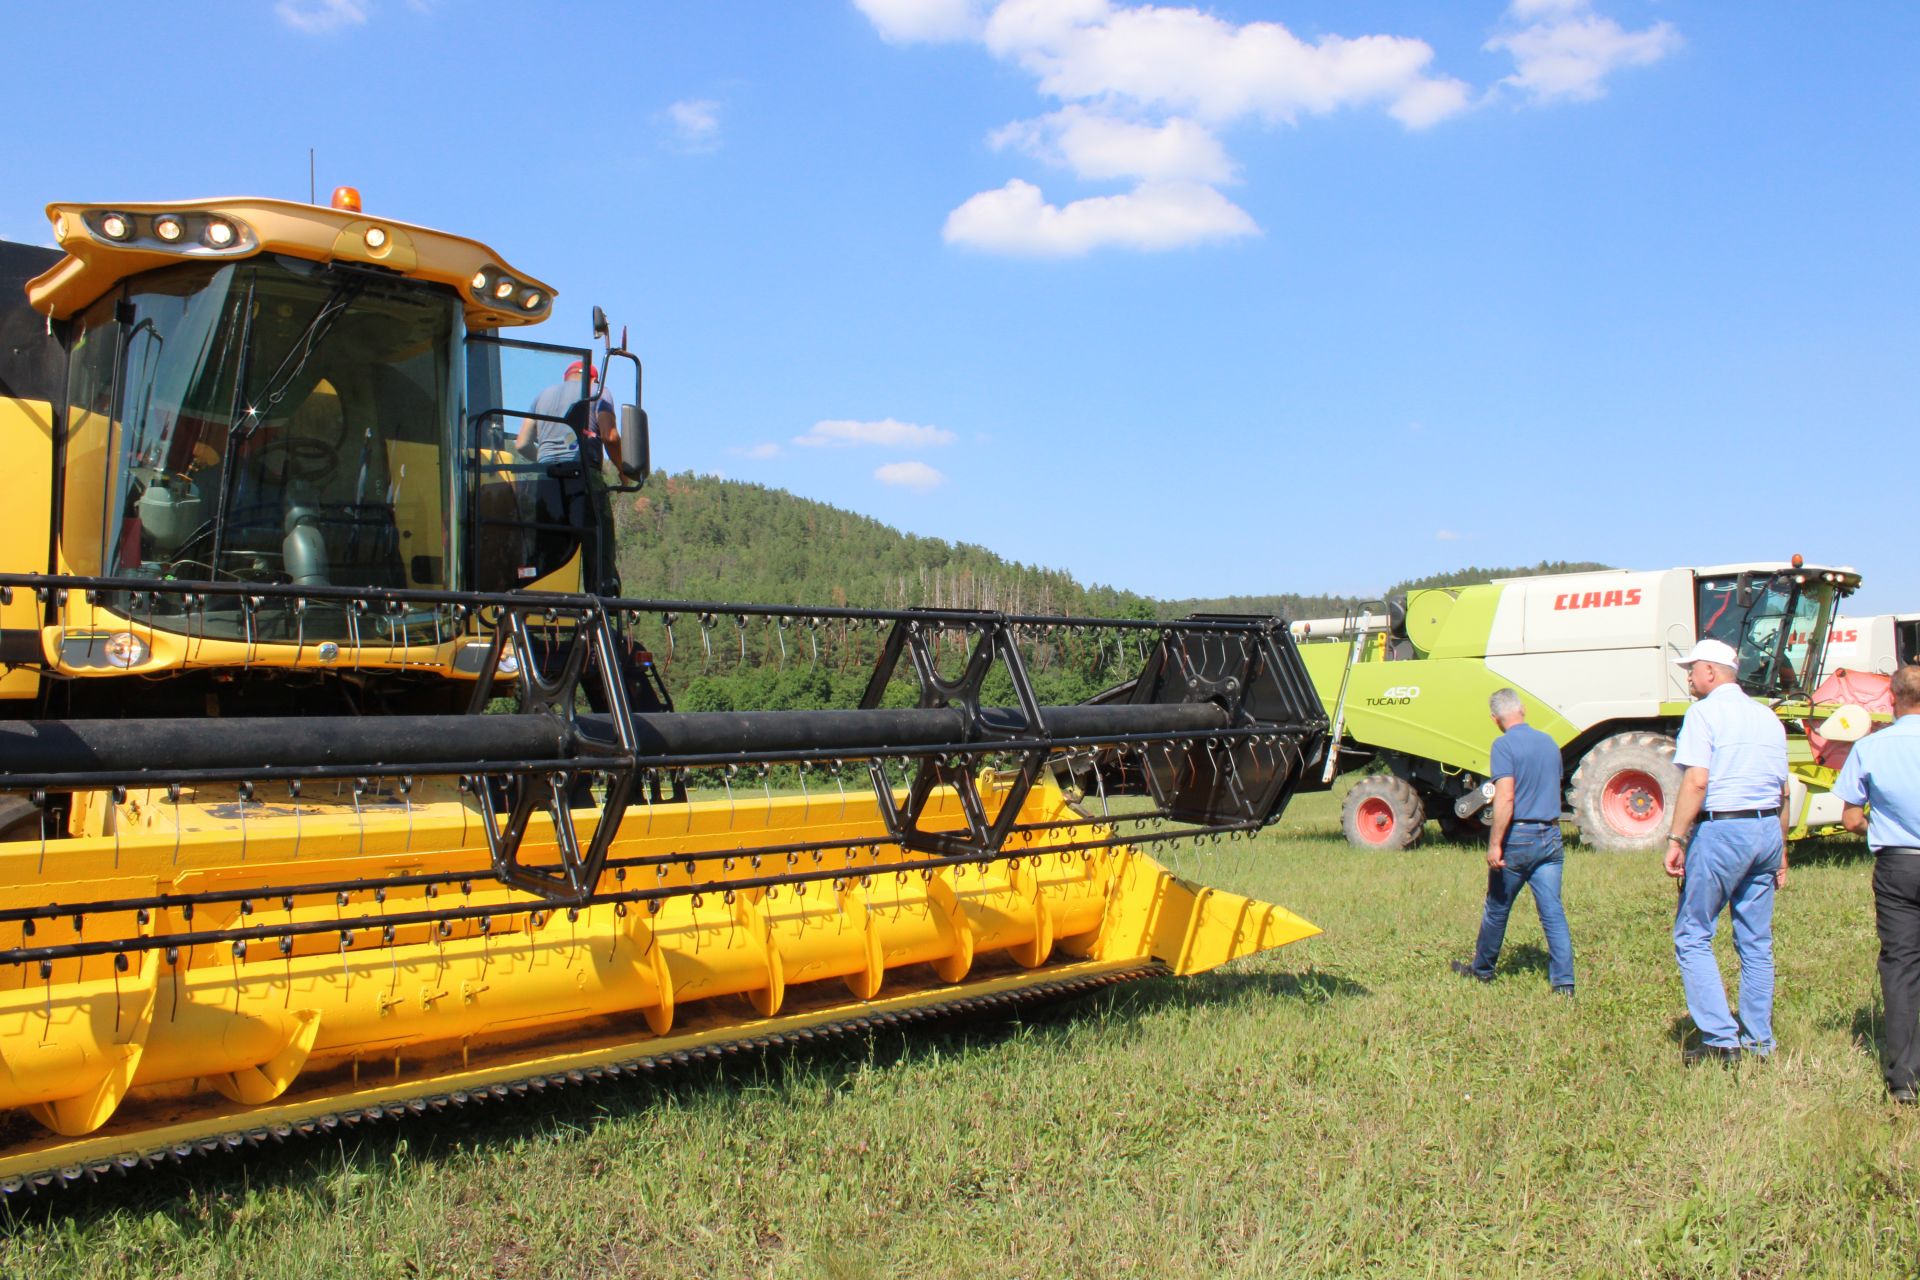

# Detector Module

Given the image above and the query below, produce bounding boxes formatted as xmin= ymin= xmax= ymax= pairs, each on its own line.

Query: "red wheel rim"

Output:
xmin=1355 ymin=796 xmax=1398 ymax=846
xmin=1600 ymin=768 xmax=1663 ymax=836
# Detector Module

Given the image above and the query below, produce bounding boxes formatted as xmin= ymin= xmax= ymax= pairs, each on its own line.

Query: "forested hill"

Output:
xmin=612 ymin=472 xmax=1154 ymax=616
xmin=1159 ymin=561 xmax=1614 ymax=621
xmin=611 ymin=473 xmax=1606 ymax=617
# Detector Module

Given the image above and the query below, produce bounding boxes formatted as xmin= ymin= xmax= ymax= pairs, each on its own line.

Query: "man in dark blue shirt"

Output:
xmin=1452 ymin=688 xmax=1575 ymax=994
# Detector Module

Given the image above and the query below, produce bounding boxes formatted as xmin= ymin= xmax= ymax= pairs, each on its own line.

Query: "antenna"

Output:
xmin=309 ymin=149 xmax=316 ymax=204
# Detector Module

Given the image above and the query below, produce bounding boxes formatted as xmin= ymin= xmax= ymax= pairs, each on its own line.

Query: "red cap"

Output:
xmin=564 ymin=360 xmax=598 ymax=381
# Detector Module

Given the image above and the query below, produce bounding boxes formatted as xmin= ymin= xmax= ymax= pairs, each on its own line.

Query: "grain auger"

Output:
xmin=0 ymin=192 xmax=1327 ymax=1190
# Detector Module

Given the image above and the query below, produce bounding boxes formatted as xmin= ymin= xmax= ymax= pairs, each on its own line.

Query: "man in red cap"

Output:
xmin=517 ymin=361 xmax=621 ymax=470
xmin=515 ymin=361 xmax=625 ymax=592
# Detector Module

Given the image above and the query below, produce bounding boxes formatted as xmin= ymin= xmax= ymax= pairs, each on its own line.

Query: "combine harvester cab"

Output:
xmin=1821 ymin=614 xmax=1920 ymax=680
xmin=0 ymin=194 xmax=1330 ymax=1190
xmin=1289 ymin=562 xmax=1861 ymax=851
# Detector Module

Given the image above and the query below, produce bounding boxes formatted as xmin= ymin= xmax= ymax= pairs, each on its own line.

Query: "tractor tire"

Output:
xmin=1570 ymin=731 xmax=1681 ymax=852
xmin=1342 ymin=775 xmax=1426 ymax=849
xmin=0 ymin=797 xmax=41 ymax=843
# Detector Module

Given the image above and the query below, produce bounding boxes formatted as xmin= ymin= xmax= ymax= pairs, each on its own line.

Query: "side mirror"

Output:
xmin=592 ymin=306 xmax=609 ymax=340
xmin=619 ymin=404 xmax=649 ymax=482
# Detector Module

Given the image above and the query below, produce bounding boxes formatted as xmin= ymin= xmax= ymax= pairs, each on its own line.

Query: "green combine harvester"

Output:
xmin=1287 ymin=561 xmax=1862 ymax=850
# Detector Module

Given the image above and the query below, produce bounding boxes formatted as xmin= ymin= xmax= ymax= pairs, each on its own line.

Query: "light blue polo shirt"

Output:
xmin=1672 ymin=682 xmax=1788 ymax=811
xmin=1835 ymin=715 xmax=1920 ymax=850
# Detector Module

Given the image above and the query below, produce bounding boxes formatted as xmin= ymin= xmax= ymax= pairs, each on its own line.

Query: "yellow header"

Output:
xmin=26 ymin=197 xmax=555 ymax=329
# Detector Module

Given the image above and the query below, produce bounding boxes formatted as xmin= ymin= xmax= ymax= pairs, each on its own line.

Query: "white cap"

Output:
xmin=1673 ymin=638 xmax=1739 ymax=669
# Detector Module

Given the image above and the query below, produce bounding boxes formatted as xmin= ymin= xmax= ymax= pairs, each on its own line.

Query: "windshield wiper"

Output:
xmin=229 ymin=277 xmax=360 ymax=442
xmin=204 ymin=275 xmax=359 ymax=582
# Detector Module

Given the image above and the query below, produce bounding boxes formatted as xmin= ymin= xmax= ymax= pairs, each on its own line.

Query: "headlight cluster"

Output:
xmin=87 ymin=209 xmax=250 ymax=254
xmin=469 ymin=266 xmax=547 ymax=314
xmin=57 ymin=630 xmax=151 ymax=670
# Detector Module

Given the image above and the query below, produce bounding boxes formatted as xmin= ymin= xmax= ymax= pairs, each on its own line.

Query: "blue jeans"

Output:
xmin=1674 ymin=816 xmax=1782 ymax=1051
xmin=1471 ymin=825 xmax=1575 ymax=990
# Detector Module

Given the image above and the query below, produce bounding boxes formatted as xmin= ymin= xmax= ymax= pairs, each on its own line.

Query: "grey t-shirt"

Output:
xmin=527 ymin=377 xmax=610 ymax=464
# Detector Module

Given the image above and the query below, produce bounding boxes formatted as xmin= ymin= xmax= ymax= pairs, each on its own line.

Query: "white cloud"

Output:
xmin=944 ymin=178 xmax=1256 ymax=256
xmin=857 ymin=1 xmax=1479 ymax=255
xmin=991 ymin=107 xmax=1235 ymax=183
xmin=982 ymin=0 xmax=1470 ymax=130
xmin=1507 ymin=0 xmax=1586 ymax=18
xmin=1488 ymin=0 xmax=1681 ymax=104
xmin=729 ymin=442 xmax=782 ymax=459
xmin=796 ymin=418 xmax=955 ymax=448
xmin=856 ymin=1 xmax=1678 ymax=256
xmin=664 ymin=99 xmax=723 ymax=153
xmin=854 ymin=0 xmax=986 ymax=43
xmin=1391 ymin=77 xmax=1474 ymax=130
xmin=875 ymin=461 xmax=946 ymax=490
xmin=1436 ymin=529 xmax=1462 ymax=541
xmin=276 ymin=0 xmax=366 ymax=34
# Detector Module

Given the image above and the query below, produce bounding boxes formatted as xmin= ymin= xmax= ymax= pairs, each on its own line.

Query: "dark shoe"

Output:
xmin=1450 ymin=959 xmax=1492 ymax=984
xmin=1892 ymin=1085 xmax=1917 ymax=1105
xmin=1683 ymin=1045 xmax=1742 ymax=1067
xmin=1552 ymin=986 xmax=1575 ymax=999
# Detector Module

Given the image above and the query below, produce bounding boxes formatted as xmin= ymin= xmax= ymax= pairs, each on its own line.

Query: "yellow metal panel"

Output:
xmin=0 ymin=775 xmax=1317 ymax=1161
xmin=0 ymin=396 xmax=53 ymax=699
xmin=32 ymin=198 xmax=555 ymax=330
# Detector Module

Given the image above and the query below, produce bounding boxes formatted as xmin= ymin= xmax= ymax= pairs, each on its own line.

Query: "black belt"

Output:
xmin=1700 ymin=808 xmax=1779 ymax=822
xmin=1512 ymin=819 xmax=1558 ymax=826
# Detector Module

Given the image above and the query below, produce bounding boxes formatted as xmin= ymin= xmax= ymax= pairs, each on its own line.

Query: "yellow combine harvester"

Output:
xmin=0 ymin=191 xmax=1327 ymax=1191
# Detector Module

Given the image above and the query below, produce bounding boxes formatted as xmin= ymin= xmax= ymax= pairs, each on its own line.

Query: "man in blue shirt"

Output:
xmin=1664 ymin=637 xmax=1791 ymax=1064
xmin=1452 ymin=688 xmax=1574 ymax=993
xmin=1836 ymin=664 xmax=1920 ymax=1102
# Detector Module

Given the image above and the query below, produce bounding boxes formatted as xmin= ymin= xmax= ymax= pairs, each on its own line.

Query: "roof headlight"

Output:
xmin=204 ymin=219 xmax=236 ymax=248
xmin=522 ymin=291 xmax=543 ymax=310
xmin=364 ymin=226 xmax=388 ymax=249
xmin=471 ymin=271 xmax=489 ymax=292
xmin=493 ymin=277 xmax=515 ymax=300
xmin=103 ymin=632 xmax=149 ymax=669
xmin=99 ymin=212 xmax=132 ymax=240
xmin=154 ymin=215 xmax=185 ymax=243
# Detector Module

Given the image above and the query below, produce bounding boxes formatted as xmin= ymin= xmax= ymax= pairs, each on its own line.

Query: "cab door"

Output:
xmin=463 ymin=333 xmax=598 ymax=594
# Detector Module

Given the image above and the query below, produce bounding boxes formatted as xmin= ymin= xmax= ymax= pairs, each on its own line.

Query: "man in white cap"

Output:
xmin=1663 ymin=636 xmax=1791 ymax=1065
xmin=1837 ymin=664 xmax=1920 ymax=1103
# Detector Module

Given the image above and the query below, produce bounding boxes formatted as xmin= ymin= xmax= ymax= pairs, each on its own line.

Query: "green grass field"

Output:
xmin=3 ymin=790 xmax=1914 ymax=1279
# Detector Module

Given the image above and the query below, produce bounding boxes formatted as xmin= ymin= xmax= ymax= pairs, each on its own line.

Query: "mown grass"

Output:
xmin=2 ymin=790 xmax=1914 ymax=1279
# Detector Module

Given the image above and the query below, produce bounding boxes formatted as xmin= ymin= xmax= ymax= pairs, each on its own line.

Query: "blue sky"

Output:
xmin=4 ymin=1 xmax=1916 ymax=611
